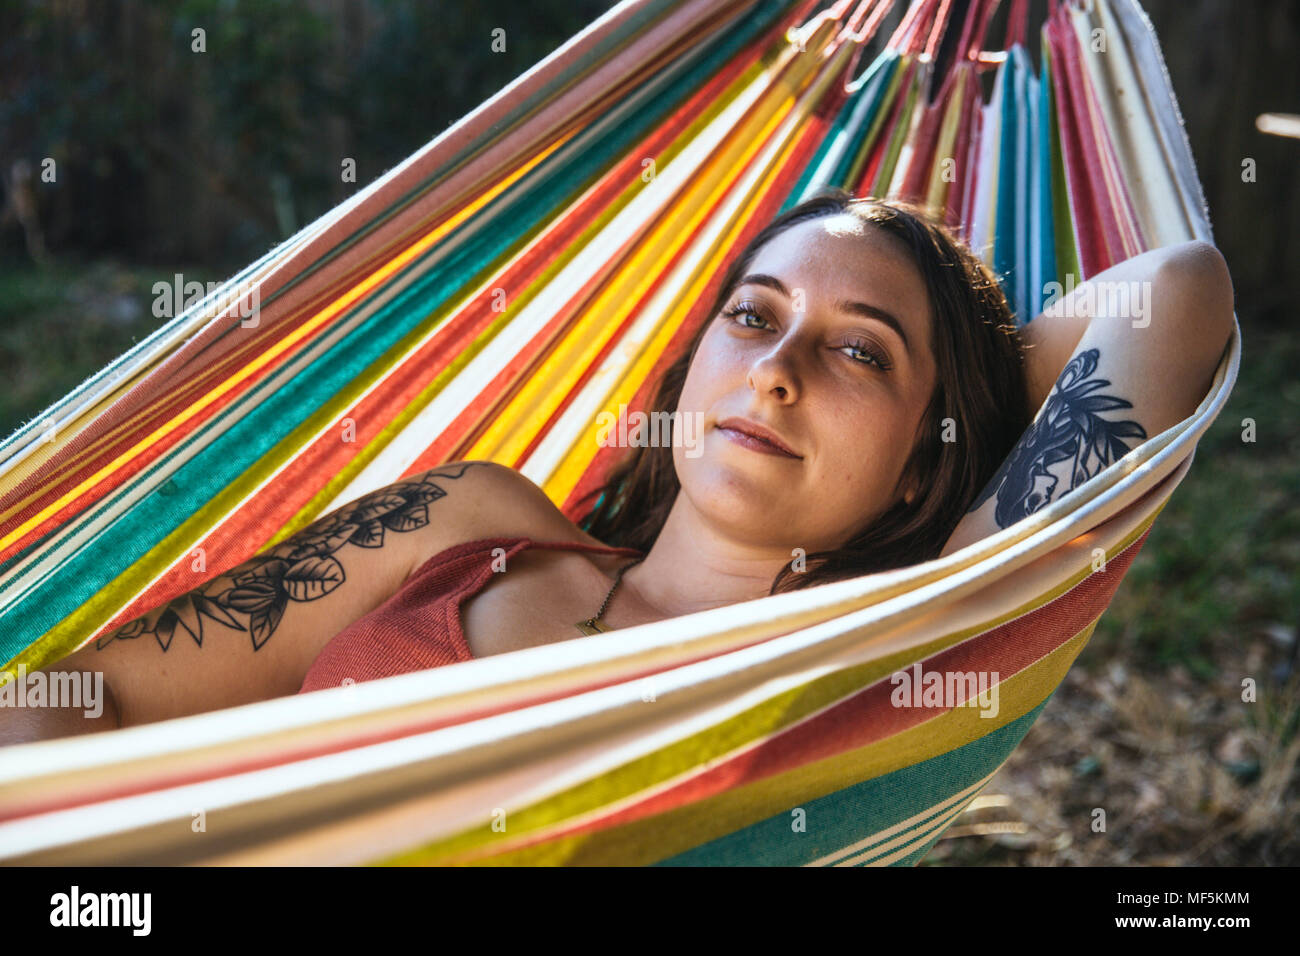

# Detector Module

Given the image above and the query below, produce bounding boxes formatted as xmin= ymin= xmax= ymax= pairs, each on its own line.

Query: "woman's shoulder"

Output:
xmin=398 ymin=459 xmax=598 ymax=562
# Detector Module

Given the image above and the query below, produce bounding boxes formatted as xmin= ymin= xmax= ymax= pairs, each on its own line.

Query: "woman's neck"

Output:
xmin=612 ymin=494 xmax=798 ymax=622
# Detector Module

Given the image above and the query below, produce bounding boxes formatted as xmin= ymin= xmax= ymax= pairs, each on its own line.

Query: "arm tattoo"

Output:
xmin=96 ymin=461 xmax=491 ymax=653
xmin=968 ymin=348 xmax=1147 ymax=528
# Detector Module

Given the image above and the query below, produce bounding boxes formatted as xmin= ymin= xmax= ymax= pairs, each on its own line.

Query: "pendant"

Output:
xmin=575 ymin=618 xmax=610 ymax=636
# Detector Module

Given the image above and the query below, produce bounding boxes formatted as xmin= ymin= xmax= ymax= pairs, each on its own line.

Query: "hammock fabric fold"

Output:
xmin=0 ymin=0 xmax=1237 ymax=866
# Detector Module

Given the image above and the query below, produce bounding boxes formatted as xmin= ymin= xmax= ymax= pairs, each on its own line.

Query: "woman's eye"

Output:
xmin=840 ymin=340 xmax=893 ymax=371
xmin=723 ymin=303 xmax=770 ymax=329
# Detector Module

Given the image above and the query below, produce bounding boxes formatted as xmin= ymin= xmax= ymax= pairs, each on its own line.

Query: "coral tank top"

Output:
xmin=297 ymin=535 xmax=644 ymax=694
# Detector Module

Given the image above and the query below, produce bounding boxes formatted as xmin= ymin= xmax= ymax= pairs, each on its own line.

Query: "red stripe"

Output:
xmin=898 ymin=68 xmax=948 ymax=201
xmin=958 ymin=87 xmax=983 ymax=241
xmin=1052 ymin=6 xmax=1129 ymax=275
xmin=942 ymin=62 xmax=979 ymax=234
xmin=1046 ymin=9 xmax=1104 ymax=277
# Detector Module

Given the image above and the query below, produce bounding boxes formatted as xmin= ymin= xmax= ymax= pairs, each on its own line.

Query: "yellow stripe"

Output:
xmin=871 ymin=57 xmax=922 ymax=195
xmin=923 ymin=66 xmax=967 ymax=215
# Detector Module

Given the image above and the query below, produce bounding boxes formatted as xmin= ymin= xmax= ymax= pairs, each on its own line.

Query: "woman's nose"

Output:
xmin=746 ymin=341 xmax=801 ymax=402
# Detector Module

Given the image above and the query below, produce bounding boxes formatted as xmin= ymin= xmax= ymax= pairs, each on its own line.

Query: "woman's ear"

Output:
xmin=900 ymin=472 xmax=920 ymax=506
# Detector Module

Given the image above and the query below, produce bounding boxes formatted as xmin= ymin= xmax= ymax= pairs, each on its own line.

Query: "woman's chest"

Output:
xmin=457 ymin=547 xmax=612 ymax=658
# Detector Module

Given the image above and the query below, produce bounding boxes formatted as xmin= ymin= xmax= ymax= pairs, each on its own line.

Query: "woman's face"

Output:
xmin=673 ymin=214 xmax=938 ymax=553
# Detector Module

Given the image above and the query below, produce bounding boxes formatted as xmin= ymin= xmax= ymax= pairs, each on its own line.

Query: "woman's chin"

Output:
xmin=679 ymin=458 xmax=795 ymax=519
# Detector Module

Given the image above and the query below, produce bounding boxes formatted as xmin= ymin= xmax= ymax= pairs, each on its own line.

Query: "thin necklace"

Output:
xmin=575 ymin=557 xmax=644 ymax=636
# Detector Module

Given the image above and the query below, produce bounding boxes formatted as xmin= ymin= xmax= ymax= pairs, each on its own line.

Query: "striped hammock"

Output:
xmin=0 ymin=0 xmax=1239 ymax=865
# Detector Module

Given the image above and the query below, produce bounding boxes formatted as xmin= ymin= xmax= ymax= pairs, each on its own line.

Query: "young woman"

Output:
xmin=3 ymin=188 xmax=1234 ymax=743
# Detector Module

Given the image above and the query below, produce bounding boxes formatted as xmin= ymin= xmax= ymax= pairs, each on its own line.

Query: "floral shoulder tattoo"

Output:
xmin=96 ymin=461 xmax=491 ymax=653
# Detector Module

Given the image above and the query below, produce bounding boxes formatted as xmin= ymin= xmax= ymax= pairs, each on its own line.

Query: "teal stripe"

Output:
xmin=652 ymin=697 xmax=1051 ymax=866
xmin=993 ymin=54 xmax=1021 ymax=321
xmin=1032 ymin=48 xmax=1058 ymax=319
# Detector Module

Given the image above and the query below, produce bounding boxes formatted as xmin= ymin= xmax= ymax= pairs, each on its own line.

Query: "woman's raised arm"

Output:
xmin=940 ymin=239 xmax=1235 ymax=557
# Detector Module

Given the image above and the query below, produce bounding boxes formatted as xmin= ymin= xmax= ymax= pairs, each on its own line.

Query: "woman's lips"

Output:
xmin=717 ymin=426 xmax=801 ymax=458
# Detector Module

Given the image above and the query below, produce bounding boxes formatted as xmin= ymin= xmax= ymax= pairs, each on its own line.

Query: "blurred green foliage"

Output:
xmin=1 ymin=0 xmax=619 ymax=267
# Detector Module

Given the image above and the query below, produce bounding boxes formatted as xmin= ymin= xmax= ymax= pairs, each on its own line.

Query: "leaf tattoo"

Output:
xmin=96 ymin=461 xmax=489 ymax=653
xmin=969 ymin=348 xmax=1147 ymax=528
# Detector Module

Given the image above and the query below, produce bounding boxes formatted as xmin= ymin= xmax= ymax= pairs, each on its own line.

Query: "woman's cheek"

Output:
xmin=683 ymin=352 xmax=738 ymax=412
xmin=697 ymin=341 xmax=738 ymax=379
xmin=844 ymin=416 xmax=902 ymax=496
xmin=676 ymin=370 xmax=708 ymax=418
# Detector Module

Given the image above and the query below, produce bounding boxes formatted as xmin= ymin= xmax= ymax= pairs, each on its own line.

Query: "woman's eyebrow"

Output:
xmin=736 ymin=273 xmax=913 ymax=357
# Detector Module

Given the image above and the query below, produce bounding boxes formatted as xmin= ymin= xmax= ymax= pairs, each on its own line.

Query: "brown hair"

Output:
xmin=576 ymin=187 xmax=1030 ymax=594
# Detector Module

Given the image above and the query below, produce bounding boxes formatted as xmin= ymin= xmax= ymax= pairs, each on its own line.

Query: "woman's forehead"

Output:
xmin=748 ymin=216 xmax=928 ymax=306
